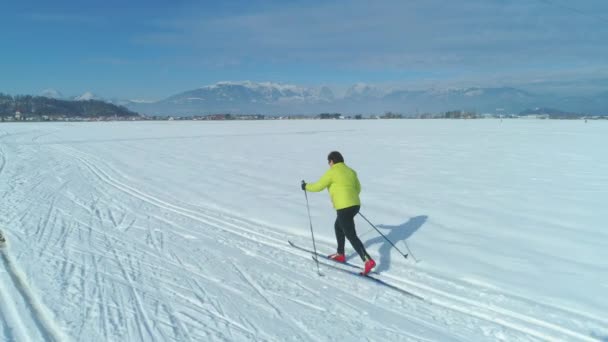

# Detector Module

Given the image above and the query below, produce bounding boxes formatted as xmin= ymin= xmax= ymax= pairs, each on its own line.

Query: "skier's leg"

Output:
xmin=337 ymin=206 xmax=370 ymax=261
xmin=334 ymin=216 xmax=346 ymax=255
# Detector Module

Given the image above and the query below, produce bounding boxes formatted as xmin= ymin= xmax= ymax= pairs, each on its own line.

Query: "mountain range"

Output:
xmin=42 ymin=82 xmax=608 ymax=116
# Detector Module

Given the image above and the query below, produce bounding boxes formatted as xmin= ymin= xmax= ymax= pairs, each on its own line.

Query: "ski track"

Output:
xmin=0 ymin=137 xmax=67 ymax=342
xmin=52 ymin=142 xmax=604 ymax=342
xmin=104 ymin=234 xmax=157 ymax=342
xmin=230 ymin=260 xmax=323 ymax=342
xmin=0 ymin=248 xmax=68 ymax=342
xmin=59 ymin=143 xmax=603 ymax=341
xmin=0 ymin=128 xmax=604 ymax=341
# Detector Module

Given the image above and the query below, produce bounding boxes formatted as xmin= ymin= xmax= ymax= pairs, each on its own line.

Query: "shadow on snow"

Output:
xmin=348 ymin=215 xmax=428 ymax=272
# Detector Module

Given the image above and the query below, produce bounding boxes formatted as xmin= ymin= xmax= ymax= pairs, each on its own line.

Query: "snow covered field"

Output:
xmin=0 ymin=119 xmax=606 ymax=341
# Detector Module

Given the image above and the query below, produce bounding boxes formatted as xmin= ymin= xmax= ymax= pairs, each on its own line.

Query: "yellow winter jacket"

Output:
xmin=306 ymin=162 xmax=361 ymax=209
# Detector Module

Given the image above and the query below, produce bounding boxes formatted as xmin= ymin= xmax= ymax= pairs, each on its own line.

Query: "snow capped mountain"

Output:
xmin=40 ymin=89 xmax=64 ymax=99
xmin=345 ymin=83 xmax=385 ymax=99
xmin=380 ymin=87 xmax=537 ymax=113
xmin=164 ymin=81 xmax=333 ymax=105
xmin=74 ymin=91 xmax=99 ymax=101
xmin=124 ymin=81 xmax=608 ymax=116
xmin=460 ymin=87 xmax=532 ymax=98
xmin=124 ymin=81 xmax=339 ymax=115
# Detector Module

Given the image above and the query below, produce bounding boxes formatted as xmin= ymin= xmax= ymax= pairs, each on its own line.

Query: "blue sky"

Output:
xmin=1 ymin=0 xmax=607 ymax=100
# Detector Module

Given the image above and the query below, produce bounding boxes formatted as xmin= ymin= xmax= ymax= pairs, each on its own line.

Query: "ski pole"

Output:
xmin=302 ymin=180 xmax=323 ymax=276
xmin=358 ymin=212 xmax=417 ymax=262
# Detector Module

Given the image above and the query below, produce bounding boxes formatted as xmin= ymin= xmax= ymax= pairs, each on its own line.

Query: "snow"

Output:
xmin=345 ymin=83 xmax=385 ymax=98
xmin=464 ymin=89 xmax=484 ymax=96
xmin=74 ymin=91 xmax=97 ymax=101
xmin=212 ymin=81 xmax=301 ymax=93
xmin=206 ymin=81 xmax=304 ymax=95
xmin=201 ymin=81 xmax=326 ymax=103
xmin=128 ymin=99 xmax=156 ymax=104
xmin=40 ymin=89 xmax=63 ymax=99
xmin=0 ymin=120 xmax=606 ymax=341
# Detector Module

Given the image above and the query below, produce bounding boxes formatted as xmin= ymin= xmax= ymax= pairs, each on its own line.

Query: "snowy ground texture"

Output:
xmin=0 ymin=120 xmax=606 ymax=342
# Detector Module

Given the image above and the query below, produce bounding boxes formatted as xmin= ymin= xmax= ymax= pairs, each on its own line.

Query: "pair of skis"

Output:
xmin=288 ymin=240 xmax=422 ymax=300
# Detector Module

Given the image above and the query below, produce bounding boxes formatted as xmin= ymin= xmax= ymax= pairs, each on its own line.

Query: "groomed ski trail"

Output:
xmin=289 ymin=240 xmax=603 ymax=342
xmin=0 ymin=246 xmax=68 ymax=342
xmin=0 ymin=136 xmax=67 ymax=341
xmin=0 ymin=125 xmax=605 ymax=341
xmin=59 ymin=144 xmax=604 ymax=342
xmin=67 ymin=144 xmax=608 ymax=340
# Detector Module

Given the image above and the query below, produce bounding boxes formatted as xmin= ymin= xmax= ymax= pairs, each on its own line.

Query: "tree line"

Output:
xmin=0 ymin=93 xmax=139 ymax=120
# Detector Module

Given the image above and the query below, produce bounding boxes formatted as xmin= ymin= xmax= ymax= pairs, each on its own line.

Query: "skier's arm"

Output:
xmin=355 ymin=174 xmax=361 ymax=194
xmin=305 ymin=171 xmax=332 ymax=192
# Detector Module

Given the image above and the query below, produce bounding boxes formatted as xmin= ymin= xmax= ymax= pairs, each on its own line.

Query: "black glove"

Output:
xmin=301 ymin=180 xmax=307 ymax=191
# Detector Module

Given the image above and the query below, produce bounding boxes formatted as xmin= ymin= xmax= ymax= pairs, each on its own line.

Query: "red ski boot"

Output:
xmin=328 ymin=253 xmax=346 ymax=263
xmin=361 ymin=258 xmax=376 ymax=275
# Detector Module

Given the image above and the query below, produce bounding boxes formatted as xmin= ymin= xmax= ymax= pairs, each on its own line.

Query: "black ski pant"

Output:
xmin=334 ymin=205 xmax=370 ymax=261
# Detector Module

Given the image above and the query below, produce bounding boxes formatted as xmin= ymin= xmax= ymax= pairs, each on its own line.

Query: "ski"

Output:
xmin=313 ymin=256 xmax=423 ymax=300
xmin=289 ymin=240 xmax=421 ymax=299
xmin=288 ymin=240 xmax=370 ymax=272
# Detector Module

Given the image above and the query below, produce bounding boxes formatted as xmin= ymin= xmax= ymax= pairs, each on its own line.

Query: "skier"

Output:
xmin=0 ymin=230 xmax=6 ymax=247
xmin=301 ymin=151 xmax=376 ymax=275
